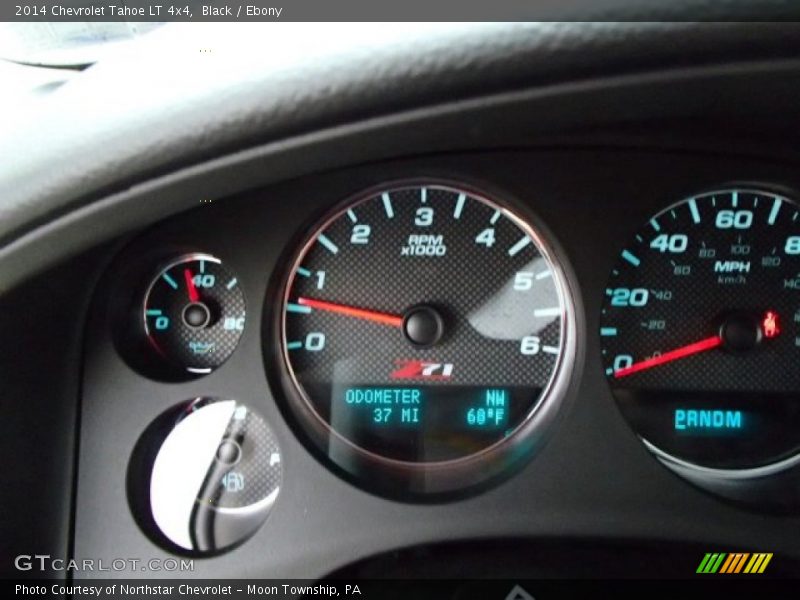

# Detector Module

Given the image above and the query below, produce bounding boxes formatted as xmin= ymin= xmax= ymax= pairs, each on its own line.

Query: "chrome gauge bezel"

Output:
xmin=142 ymin=252 xmax=247 ymax=376
xmin=269 ymin=178 xmax=582 ymax=497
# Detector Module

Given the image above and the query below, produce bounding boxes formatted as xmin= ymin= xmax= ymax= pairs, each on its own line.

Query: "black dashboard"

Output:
xmin=3 ymin=21 xmax=800 ymax=586
xmin=48 ymin=151 xmax=800 ymax=576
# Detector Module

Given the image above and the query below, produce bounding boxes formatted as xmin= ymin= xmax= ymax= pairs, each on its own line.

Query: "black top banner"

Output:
xmin=5 ymin=0 xmax=800 ymax=22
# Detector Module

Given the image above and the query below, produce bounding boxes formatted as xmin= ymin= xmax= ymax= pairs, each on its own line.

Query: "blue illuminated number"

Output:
xmin=155 ymin=316 xmax=169 ymax=330
xmin=475 ymin=228 xmax=496 ymax=247
xmin=373 ymin=408 xmax=392 ymax=423
xmin=520 ymin=336 xmax=540 ymax=355
xmin=611 ymin=288 xmax=649 ymax=307
xmin=513 ymin=272 xmax=534 ymax=291
xmin=193 ymin=274 xmax=215 ymax=288
xmin=315 ymin=271 xmax=326 ymax=289
xmin=613 ymin=355 xmax=633 ymax=371
xmin=650 ymin=234 xmax=688 ymax=253
xmin=415 ymin=207 xmax=434 ymax=227
xmin=785 ymin=236 xmax=800 ymax=255
xmin=350 ymin=224 xmax=371 ymax=244
xmin=715 ymin=210 xmax=753 ymax=229
xmin=305 ymin=332 xmax=325 ymax=351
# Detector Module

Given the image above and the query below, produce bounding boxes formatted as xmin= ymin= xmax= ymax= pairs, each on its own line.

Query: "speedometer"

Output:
xmin=272 ymin=181 xmax=577 ymax=495
xmin=601 ymin=188 xmax=800 ymax=473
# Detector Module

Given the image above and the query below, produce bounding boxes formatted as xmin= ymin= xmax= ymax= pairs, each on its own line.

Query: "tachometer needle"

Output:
xmin=614 ymin=335 xmax=722 ymax=379
xmin=297 ymin=297 xmax=403 ymax=328
xmin=184 ymin=269 xmax=200 ymax=303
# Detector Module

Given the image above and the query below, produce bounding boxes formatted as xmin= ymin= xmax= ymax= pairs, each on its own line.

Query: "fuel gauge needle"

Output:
xmin=297 ymin=297 xmax=403 ymax=328
xmin=614 ymin=335 xmax=722 ymax=379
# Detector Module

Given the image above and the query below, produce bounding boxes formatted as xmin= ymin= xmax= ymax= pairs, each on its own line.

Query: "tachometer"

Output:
xmin=601 ymin=188 xmax=800 ymax=473
xmin=273 ymin=182 xmax=576 ymax=494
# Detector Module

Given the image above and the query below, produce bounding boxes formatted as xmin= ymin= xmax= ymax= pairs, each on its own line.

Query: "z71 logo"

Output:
xmin=390 ymin=360 xmax=454 ymax=380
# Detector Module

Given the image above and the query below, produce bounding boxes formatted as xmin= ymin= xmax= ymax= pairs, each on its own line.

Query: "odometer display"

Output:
xmin=601 ymin=189 xmax=800 ymax=471
xmin=277 ymin=182 xmax=574 ymax=479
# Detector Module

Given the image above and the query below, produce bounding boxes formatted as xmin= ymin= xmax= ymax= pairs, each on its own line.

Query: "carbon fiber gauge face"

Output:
xmin=279 ymin=182 xmax=573 ymax=476
xmin=601 ymin=189 xmax=800 ymax=471
xmin=139 ymin=398 xmax=281 ymax=554
xmin=144 ymin=254 xmax=245 ymax=374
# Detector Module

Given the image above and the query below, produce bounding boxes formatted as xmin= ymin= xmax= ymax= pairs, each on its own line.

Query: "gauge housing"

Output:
xmin=266 ymin=180 xmax=582 ymax=497
xmin=600 ymin=186 xmax=800 ymax=509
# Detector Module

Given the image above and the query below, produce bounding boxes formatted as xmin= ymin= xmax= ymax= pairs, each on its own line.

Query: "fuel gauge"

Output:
xmin=144 ymin=254 xmax=245 ymax=374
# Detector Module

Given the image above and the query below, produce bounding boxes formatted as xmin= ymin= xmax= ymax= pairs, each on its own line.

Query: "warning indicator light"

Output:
xmin=762 ymin=311 xmax=780 ymax=339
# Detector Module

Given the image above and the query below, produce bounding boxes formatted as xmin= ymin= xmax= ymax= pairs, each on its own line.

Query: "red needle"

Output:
xmin=614 ymin=335 xmax=722 ymax=379
xmin=184 ymin=269 xmax=200 ymax=303
xmin=297 ymin=297 xmax=403 ymax=328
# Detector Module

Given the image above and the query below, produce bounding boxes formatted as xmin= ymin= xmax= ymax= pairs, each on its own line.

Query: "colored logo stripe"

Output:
xmin=719 ymin=553 xmax=749 ymax=573
xmin=697 ymin=553 xmax=726 ymax=573
xmin=744 ymin=553 xmax=773 ymax=574
xmin=697 ymin=552 xmax=773 ymax=574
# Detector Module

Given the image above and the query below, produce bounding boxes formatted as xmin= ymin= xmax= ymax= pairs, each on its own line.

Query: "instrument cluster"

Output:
xmin=84 ymin=155 xmax=800 ymax=556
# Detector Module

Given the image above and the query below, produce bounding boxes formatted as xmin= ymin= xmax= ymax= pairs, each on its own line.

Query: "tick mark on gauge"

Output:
xmin=382 ymin=193 xmax=394 ymax=218
xmin=317 ymin=234 xmax=339 ymax=254
xmin=508 ymin=236 xmax=531 ymax=257
xmin=534 ymin=307 xmax=560 ymax=318
xmin=286 ymin=303 xmax=312 ymax=314
xmin=535 ymin=270 xmax=553 ymax=280
xmin=226 ymin=278 xmax=238 ymax=290
xmin=689 ymin=198 xmax=701 ymax=223
xmin=542 ymin=345 xmax=560 ymax=355
xmin=622 ymin=250 xmax=641 ymax=267
xmin=650 ymin=218 xmax=661 ymax=231
xmin=490 ymin=210 xmax=501 ymax=225
xmin=420 ymin=187 xmax=427 ymax=203
xmin=600 ymin=327 xmax=618 ymax=336
xmin=731 ymin=191 xmax=738 ymax=207
xmin=286 ymin=341 xmax=303 ymax=350
xmin=162 ymin=272 xmax=178 ymax=289
xmin=454 ymin=193 xmax=466 ymax=219
xmin=768 ymin=197 xmax=782 ymax=225
xmin=347 ymin=209 xmax=358 ymax=223
xmin=296 ymin=267 xmax=311 ymax=277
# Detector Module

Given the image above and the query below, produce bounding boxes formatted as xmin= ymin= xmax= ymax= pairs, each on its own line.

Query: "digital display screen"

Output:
xmin=297 ymin=383 xmax=538 ymax=462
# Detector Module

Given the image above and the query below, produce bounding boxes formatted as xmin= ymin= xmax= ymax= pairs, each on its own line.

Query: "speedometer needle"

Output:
xmin=184 ymin=269 xmax=200 ymax=303
xmin=614 ymin=335 xmax=722 ymax=379
xmin=297 ymin=297 xmax=403 ymax=328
